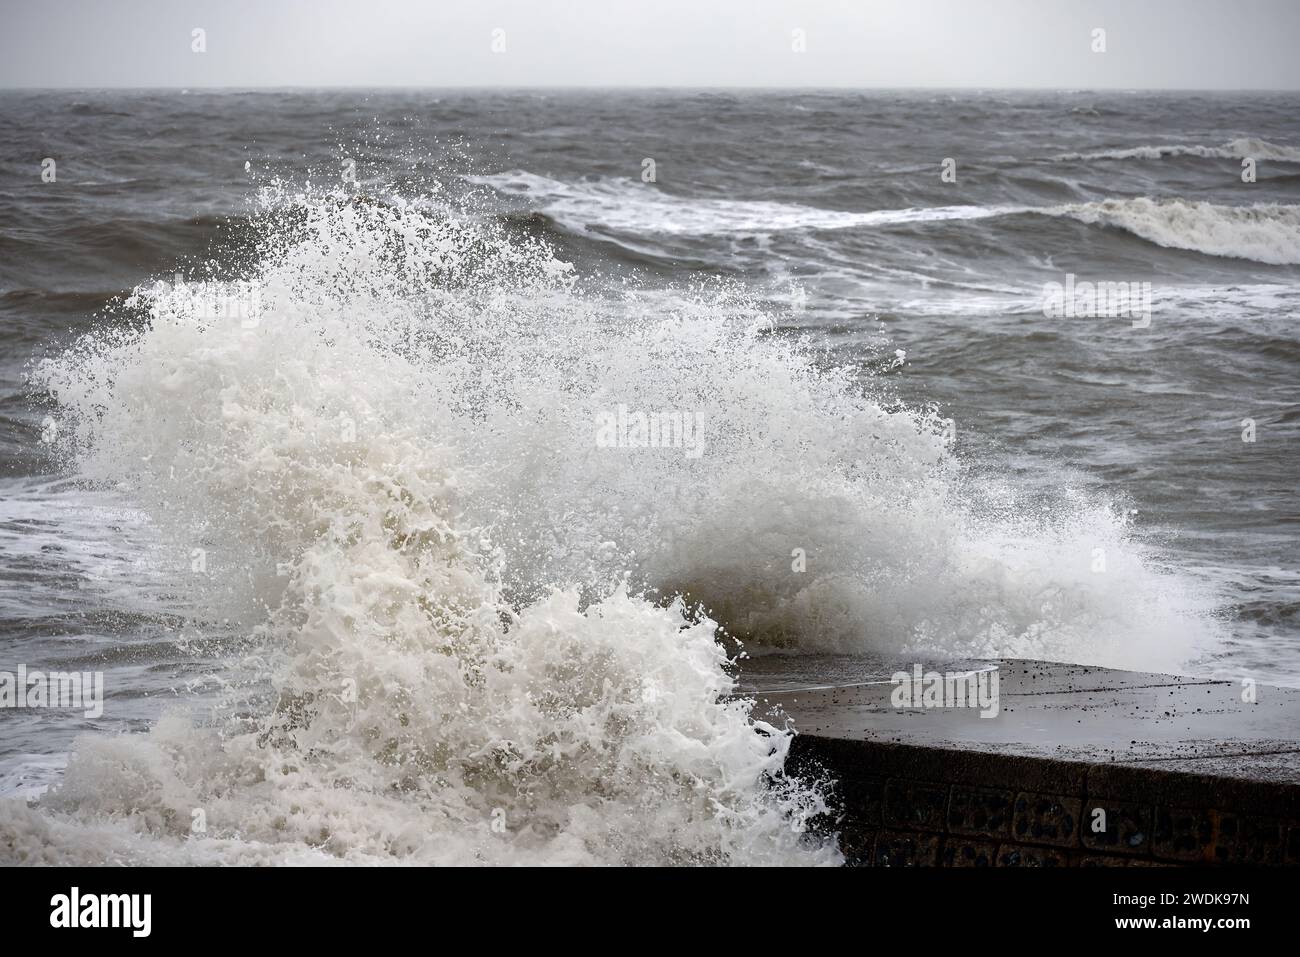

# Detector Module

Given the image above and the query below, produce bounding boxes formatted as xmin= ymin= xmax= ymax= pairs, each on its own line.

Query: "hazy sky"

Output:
xmin=2 ymin=0 xmax=1299 ymax=90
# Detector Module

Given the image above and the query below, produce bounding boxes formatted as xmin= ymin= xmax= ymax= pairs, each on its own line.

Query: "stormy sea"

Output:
xmin=0 ymin=88 xmax=1296 ymax=864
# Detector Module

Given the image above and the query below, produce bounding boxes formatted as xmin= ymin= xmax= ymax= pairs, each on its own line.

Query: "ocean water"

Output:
xmin=0 ymin=89 xmax=1297 ymax=864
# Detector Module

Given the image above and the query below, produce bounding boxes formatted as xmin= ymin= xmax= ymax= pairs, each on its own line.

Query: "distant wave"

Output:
xmin=1047 ymin=198 xmax=1300 ymax=265
xmin=1054 ymin=137 xmax=1300 ymax=163
xmin=469 ymin=171 xmax=1022 ymax=236
xmin=476 ymin=173 xmax=1300 ymax=265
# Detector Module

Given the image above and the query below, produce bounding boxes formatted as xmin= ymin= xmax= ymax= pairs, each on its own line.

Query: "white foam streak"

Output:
xmin=476 ymin=172 xmax=1300 ymax=265
xmin=471 ymin=171 xmax=1022 ymax=235
xmin=1054 ymin=138 xmax=1300 ymax=163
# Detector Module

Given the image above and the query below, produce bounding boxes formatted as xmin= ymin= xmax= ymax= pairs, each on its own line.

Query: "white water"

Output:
xmin=1054 ymin=138 xmax=1300 ymax=163
xmin=470 ymin=170 xmax=1023 ymax=234
xmin=1 ymin=188 xmax=1221 ymax=864
xmin=1051 ymin=198 xmax=1300 ymax=266
xmin=475 ymin=172 xmax=1300 ymax=265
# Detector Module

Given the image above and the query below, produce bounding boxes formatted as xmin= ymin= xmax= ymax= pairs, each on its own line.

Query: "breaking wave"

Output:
xmin=1050 ymin=198 xmax=1300 ymax=265
xmin=3 ymin=184 xmax=1220 ymax=864
xmin=470 ymin=170 xmax=1021 ymax=235
xmin=476 ymin=173 xmax=1300 ymax=265
xmin=1054 ymin=138 xmax=1300 ymax=163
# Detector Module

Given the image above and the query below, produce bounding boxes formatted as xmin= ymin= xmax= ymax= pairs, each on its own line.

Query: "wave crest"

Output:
xmin=1054 ymin=138 xmax=1300 ymax=163
xmin=1051 ymin=198 xmax=1300 ymax=265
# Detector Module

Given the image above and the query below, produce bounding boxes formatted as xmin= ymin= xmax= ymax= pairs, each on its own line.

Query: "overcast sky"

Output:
xmin=2 ymin=0 xmax=1298 ymax=90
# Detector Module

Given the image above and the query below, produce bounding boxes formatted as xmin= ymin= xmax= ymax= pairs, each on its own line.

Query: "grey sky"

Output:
xmin=2 ymin=0 xmax=1298 ymax=90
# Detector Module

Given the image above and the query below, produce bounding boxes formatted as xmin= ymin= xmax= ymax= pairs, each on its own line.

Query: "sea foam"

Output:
xmin=5 ymin=186 xmax=1218 ymax=864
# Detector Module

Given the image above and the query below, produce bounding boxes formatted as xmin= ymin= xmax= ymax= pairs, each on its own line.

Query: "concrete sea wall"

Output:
xmin=758 ymin=659 xmax=1300 ymax=866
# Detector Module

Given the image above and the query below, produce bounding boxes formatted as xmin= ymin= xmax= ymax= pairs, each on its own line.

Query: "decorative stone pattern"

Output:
xmin=948 ymin=785 xmax=1013 ymax=839
xmin=788 ymin=737 xmax=1300 ymax=867
xmin=1151 ymin=807 xmax=1213 ymax=862
xmin=874 ymin=830 xmax=941 ymax=867
xmin=883 ymin=780 xmax=949 ymax=831
xmin=1012 ymin=792 xmax=1081 ymax=847
xmin=941 ymin=838 xmax=998 ymax=867
xmin=1081 ymin=799 xmax=1152 ymax=855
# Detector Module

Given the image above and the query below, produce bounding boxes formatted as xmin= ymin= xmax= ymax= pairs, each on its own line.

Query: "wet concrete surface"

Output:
xmin=740 ymin=655 xmax=1300 ymax=783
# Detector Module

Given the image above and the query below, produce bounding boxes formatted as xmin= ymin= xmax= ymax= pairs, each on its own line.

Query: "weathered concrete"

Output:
xmin=740 ymin=656 xmax=1300 ymax=866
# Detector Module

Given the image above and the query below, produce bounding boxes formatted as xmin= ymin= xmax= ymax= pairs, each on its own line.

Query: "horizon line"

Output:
xmin=3 ymin=83 xmax=1299 ymax=94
